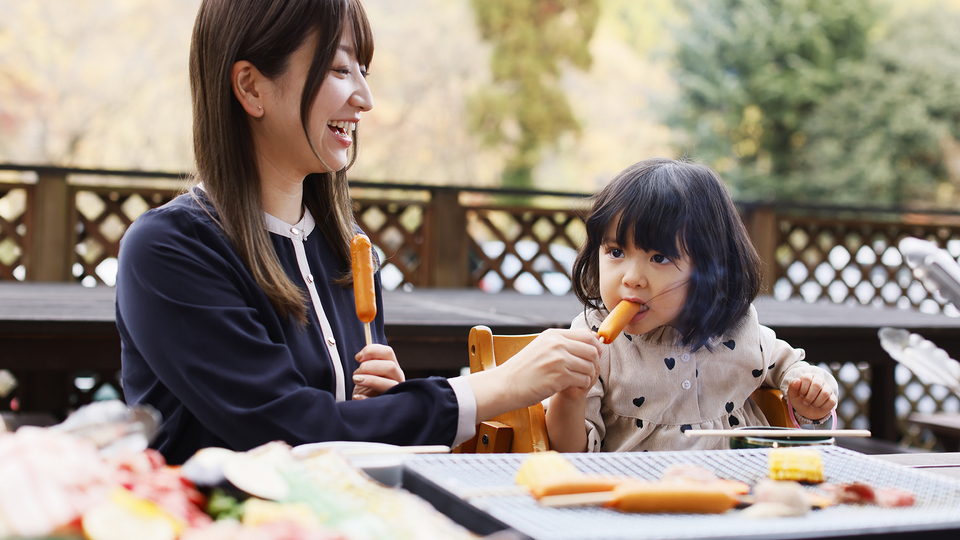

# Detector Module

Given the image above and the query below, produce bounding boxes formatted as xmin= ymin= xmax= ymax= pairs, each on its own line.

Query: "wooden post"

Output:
xmin=870 ymin=358 xmax=899 ymax=442
xmin=27 ymin=169 xmax=74 ymax=281
xmin=426 ymin=188 xmax=469 ymax=287
xmin=744 ymin=204 xmax=779 ymax=296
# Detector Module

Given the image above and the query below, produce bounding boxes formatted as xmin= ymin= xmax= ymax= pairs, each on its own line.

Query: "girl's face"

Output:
xmin=597 ymin=220 xmax=693 ymax=336
xmin=260 ymin=26 xmax=373 ymax=176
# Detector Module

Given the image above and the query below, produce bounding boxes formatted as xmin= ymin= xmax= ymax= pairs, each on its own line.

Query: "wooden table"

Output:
xmin=875 ymin=451 xmax=960 ymax=480
xmin=907 ymin=413 xmax=960 ymax=452
xmin=2 ymin=282 xmax=960 ymax=441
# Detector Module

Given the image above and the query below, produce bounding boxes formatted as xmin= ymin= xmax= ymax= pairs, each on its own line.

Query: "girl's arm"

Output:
xmin=545 ymin=387 xmax=591 ymax=452
xmin=759 ymin=324 xmax=839 ymax=423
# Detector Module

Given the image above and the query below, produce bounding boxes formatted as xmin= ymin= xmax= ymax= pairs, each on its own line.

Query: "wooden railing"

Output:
xmin=4 ymin=164 xmax=960 ymax=449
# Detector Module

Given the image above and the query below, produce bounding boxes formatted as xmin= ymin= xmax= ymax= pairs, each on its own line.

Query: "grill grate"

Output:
xmin=402 ymin=447 xmax=960 ymax=540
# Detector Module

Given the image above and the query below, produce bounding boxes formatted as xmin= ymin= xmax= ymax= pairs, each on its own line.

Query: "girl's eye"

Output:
xmin=609 ymin=248 xmax=624 ymax=258
xmin=651 ymin=253 xmax=670 ymax=264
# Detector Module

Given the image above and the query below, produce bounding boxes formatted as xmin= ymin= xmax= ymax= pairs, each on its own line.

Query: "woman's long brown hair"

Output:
xmin=189 ymin=0 xmax=374 ymax=324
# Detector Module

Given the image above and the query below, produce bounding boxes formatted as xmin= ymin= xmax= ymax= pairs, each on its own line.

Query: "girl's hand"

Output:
xmin=352 ymin=344 xmax=405 ymax=400
xmin=787 ymin=374 xmax=837 ymax=422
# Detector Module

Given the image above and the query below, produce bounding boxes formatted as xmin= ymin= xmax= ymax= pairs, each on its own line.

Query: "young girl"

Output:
xmin=546 ymin=158 xmax=838 ymax=452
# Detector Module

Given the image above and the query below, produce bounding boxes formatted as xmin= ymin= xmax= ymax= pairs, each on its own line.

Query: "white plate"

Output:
xmin=293 ymin=441 xmax=405 ymax=486
xmin=291 ymin=440 xmax=399 ymax=458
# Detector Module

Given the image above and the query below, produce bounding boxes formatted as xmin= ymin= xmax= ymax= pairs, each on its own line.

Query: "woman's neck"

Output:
xmin=260 ymin=171 xmax=305 ymax=224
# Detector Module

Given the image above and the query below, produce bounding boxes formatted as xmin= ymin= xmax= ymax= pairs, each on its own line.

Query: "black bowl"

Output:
xmin=729 ymin=426 xmax=835 ymax=449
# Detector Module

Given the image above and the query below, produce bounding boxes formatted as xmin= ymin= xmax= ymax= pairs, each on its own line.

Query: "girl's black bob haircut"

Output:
xmin=571 ymin=157 xmax=763 ymax=351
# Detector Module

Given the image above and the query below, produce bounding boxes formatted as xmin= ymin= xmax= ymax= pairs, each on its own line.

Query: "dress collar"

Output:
xmin=264 ymin=208 xmax=316 ymax=241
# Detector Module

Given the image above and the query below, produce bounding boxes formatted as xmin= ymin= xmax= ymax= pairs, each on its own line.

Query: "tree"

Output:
xmin=787 ymin=8 xmax=960 ymax=207
xmin=469 ymin=0 xmax=599 ymax=188
xmin=669 ymin=0 xmax=880 ymax=200
xmin=0 ymin=0 xmax=197 ymax=170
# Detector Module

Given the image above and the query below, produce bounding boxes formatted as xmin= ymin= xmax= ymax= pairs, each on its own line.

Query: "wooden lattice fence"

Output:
xmin=4 ymin=165 xmax=960 ymax=448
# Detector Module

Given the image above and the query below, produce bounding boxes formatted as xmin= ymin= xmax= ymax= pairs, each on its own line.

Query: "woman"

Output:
xmin=117 ymin=0 xmax=601 ymax=465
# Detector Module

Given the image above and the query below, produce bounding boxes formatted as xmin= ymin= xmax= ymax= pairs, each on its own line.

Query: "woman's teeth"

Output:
xmin=327 ymin=120 xmax=356 ymax=133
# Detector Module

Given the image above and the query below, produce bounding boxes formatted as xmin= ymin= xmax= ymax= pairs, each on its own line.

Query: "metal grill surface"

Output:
xmin=402 ymin=447 xmax=960 ymax=540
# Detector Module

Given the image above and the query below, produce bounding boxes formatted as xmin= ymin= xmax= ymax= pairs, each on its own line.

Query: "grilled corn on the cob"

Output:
xmin=768 ymin=449 xmax=824 ymax=484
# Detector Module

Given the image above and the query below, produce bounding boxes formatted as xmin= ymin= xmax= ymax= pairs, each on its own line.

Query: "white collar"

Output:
xmin=264 ymin=208 xmax=316 ymax=241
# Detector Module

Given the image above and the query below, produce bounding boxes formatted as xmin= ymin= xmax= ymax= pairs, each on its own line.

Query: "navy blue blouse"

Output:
xmin=117 ymin=189 xmax=460 ymax=464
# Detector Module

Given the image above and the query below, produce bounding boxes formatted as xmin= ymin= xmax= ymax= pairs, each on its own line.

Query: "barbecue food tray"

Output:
xmin=401 ymin=447 xmax=960 ymax=540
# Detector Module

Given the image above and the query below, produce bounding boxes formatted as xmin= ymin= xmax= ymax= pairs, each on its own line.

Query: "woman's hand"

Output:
xmin=468 ymin=328 xmax=602 ymax=422
xmin=352 ymin=344 xmax=406 ymax=400
xmin=787 ymin=373 xmax=837 ymax=422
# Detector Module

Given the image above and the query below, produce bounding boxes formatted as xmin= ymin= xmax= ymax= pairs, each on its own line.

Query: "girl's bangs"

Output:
xmin=614 ymin=189 xmax=686 ymax=261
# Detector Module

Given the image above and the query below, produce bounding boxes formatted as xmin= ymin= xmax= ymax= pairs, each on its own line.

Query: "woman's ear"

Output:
xmin=231 ymin=60 xmax=264 ymax=117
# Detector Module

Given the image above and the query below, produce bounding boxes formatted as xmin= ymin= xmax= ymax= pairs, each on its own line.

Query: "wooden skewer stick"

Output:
xmin=684 ymin=429 xmax=871 ymax=438
xmin=538 ymin=491 xmax=614 ymax=508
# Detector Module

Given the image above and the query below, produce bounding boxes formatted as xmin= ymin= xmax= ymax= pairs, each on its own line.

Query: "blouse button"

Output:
xmin=681 ymin=380 xmax=691 ymax=390
xmin=290 ymin=227 xmax=300 ymax=236
xmin=326 ymin=337 xmax=336 ymax=346
xmin=306 ymin=274 xmax=314 ymax=283
xmin=681 ymin=353 xmax=691 ymax=362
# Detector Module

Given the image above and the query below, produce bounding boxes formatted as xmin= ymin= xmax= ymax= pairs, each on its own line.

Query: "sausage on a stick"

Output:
xmin=596 ymin=300 xmax=642 ymax=344
xmin=350 ymin=234 xmax=377 ymax=346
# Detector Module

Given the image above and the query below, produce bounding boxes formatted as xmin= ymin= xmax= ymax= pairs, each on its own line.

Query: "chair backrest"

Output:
xmin=751 ymin=387 xmax=792 ymax=428
xmin=453 ymin=325 xmax=792 ymax=454
xmin=454 ymin=325 xmax=550 ymax=454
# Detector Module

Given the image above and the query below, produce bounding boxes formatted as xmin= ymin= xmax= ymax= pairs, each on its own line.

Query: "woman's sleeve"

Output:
xmin=117 ymin=209 xmax=459 ymax=453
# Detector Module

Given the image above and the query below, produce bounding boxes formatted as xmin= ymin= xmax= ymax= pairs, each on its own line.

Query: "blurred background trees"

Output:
xmin=468 ymin=0 xmax=598 ymax=188
xmin=2 ymin=0 xmax=960 ymax=208
xmin=669 ymin=0 xmax=960 ymax=208
xmin=669 ymin=0 xmax=880 ymax=200
xmin=790 ymin=8 xmax=960 ymax=208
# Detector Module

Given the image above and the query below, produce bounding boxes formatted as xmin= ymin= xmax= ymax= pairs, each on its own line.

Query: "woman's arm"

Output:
xmin=118 ymin=203 xmax=463 ymax=458
xmin=466 ymin=328 xmax=601 ymax=424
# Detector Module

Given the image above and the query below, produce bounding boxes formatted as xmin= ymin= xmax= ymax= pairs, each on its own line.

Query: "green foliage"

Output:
xmin=670 ymin=0 xmax=880 ymax=200
xmin=469 ymin=0 xmax=599 ymax=188
xmin=205 ymin=489 xmax=245 ymax=521
xmin=600 ymin=0 xmax=681 ymax=57
xmin=788 ymin=8 xmax=960 ymax=206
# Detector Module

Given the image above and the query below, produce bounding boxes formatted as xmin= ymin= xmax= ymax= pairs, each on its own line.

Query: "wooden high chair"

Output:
xmin=453 ymin=325 xmax=549 ymax=454
xmin=453 ymin=325 xmax=793 ymax=454
xmin=751 ymin=387 xmax=792 ymax=428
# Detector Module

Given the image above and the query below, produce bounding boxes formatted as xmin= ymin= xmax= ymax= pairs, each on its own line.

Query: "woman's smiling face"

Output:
xmin=597 ymin=219 xmax=693 ymax=336
xmin=260 ymin=25 xmax=373 ymax=176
